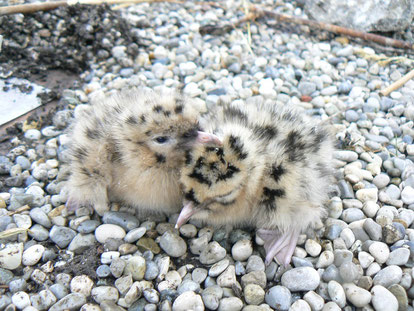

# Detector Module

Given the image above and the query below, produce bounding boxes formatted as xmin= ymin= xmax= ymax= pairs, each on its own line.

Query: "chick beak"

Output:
xmin=196 ymin=131 xmax=222 ymax=146
xmin=175 ymin=201 xmax=196 ymax=228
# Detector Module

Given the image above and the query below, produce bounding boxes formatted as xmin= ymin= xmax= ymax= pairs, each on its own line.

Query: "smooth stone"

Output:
xmin=341 ymin=208 xmax=365 ymax=223
xmin=244 ymin=284 xmax=265 ymax=305
xmin=358 ymin=251 xmax=374 ymax=269
xmin=77 ymin=220 xmax=100 ymax=234
xmin=124 ymin=256 xmax=146 ymax=281
xmin=95 ymin=224 xmax=126 ymax=244
xmin=144 ymin=289 xmax=160 ymax=304
xmin=281 ymin=267 xmax=320 ymax=291
xmin=160 ymin=231 xmax=187 ymax=257
xmin=371 ymin=285 xmax=398 ymax=311
xmin=372 ymin=265 xmax=402 ymax=287
xmin=49 ymin=293 xmax=87 ymax=311
xmin=172 ymin=291 xmax=204 ymax=311
xmin=305 ymin=239 xmax=322 ymax=257
xmin=386 ymin=247 xmax=410 ymax=265
xmin=218 ymin=297 xmax=243 ymax=311
xmin=124 ymin=227 xmax=147 ymax=243
xmin=356 ymin=188 xmax=378 ymax=203
xmin=343 ymin=283 xmax=371 ymax=307
xmin=0 ymin=242 xmax=23 ymax=270
xmin=12 ymin=291 xmax=31 ymax=309
xmin=388 ymin=284 xmax=408 ymax=311
xmin=241 ymin=271 xmax=267 ymax=289
xmin=177 ymin=280 xmax=200 ymax=295
xmin=192 ymin=268 xmax=208 ymax=284
xmin=202 ymin=285 xmax=223 ymax=310
xmin=328 ymin=280 xmax=346 ymax=308
xmin=102 ymin=211 xmax=140 ymax=231
xmin=70 ymin=275 xmax=94 ymax=296
xmin=67 ymin=233 xmax=95 ymax=254
xmin=368 ymin=241 xmax=390 ymax=264
xmin=190 ymin=235 xmax=209 ymax=255
xmin=22 ymin=244 xmax=44 ymax=266
xmin=199 ymin=242 xmax=226 ymax=264
xmin=137 ymin=237 xmax=160 ymax=254
xmin=209 ymin=259 xmax=230 ymax=277
xmin=246 ymin=255 xmax=265 ymax=273
xmin=363 ymin=218 xmax=382 ymax=241
xmin=30 ymin=208 xmax=52 ymax=228
xmin=91 ymin=286 xmax=119 ymax=303
xmin=49 ymin=225 xmax=77 ymax=248
xmin=217 ymin=265 xmax=237 ymax=288
xmin=265 ymin=286 xmax=291 ymax=310
xmin=333 ymin=150 xmax=358 ymax=162
xmin=30 ymin=289 xmax=57 ymax=310
xmin=339 ymin=261 xmax=360 ymax=283
xmin=316 ymin=250 xmax=334 ymax=268
xmin=231 ymin=239 xmax=253 ymax=261
xmin=303 ymin=291 xmax=324 ymax=311
xmin=402 ymin=186 xmax=414 ymax=204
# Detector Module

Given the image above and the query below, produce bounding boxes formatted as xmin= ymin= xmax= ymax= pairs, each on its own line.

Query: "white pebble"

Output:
xmin=22 ymin=244 xmax=45 ymax=266
xmin=343 ymin=283 xmax=371 ymax=307
xmin=356 ymin=188 xmax=378 ymax=203
xmin=371 ymin=285 xmax=398 ymax=311
xmin=95 ymin=224 xmax=126 ymax=243
xmin=70 ymin=275 xmax=94 ymax=296
xmin=328 ymin=280 xmax=346 ymax=308
xmin=231 ymin=239 xmax=253 ymax=261
xmin=401 ymin=186 xmax=414 ymax=205
xmin=368 ymin=241 xmax=390 ymax=264
xmin=305 ymin=239 xmax=322 ymax=257
xmin=303 ymin=291 xmax=324 ymax=310
xmin=316 ymin=251 xmax=334 ymax=268
xmin=0 ymin=242 xmax=23 ymax=270
xmin=91 ymin=286 xmax=119 ymax=304
xmin=290 ymin=299 xmax=311 ymax=311
xmin=172 ymin=291 xmax=204 ymax=311
xmin=12 ymin=291 xmax=31 ymax=309
xmin=218 ymin=297 xmax=244 ymax=311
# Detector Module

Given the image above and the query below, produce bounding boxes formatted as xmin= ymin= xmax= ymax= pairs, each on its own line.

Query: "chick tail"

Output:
xmin=175 ymin=201 xmax=196 ymax=228
xmin=257 ymin=228 xmax=300 ymax=267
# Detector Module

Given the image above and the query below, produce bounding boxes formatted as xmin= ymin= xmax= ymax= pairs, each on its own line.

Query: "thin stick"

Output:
xmin=379 ymin=68 xmax=414 ymax=96
xmin=251 ymin=7 xmax=414 ymax=50
xmin=0 ymin=0 xmax=182 ymax=15
xmin=0 ymin=1 xmax=67 ymax=15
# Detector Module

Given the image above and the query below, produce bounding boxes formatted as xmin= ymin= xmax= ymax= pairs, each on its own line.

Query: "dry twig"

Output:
xmin=379 ymin=68 xmax=414 ymax=96
xmin=252 ymin=7 xmax=414 ymax=50
xmin=0 ymin=0 xmax=182 ymax=15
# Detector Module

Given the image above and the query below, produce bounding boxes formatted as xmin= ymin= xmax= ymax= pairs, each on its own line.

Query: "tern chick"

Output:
xmin=177 ymin=100 xmax=335 ymax=266
xmin=65 ymin=88 xmax=220 ymax=216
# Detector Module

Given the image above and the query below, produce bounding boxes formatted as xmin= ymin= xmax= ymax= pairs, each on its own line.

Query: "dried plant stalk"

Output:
xmin=380 ymin=68 xmax=414 ymax=96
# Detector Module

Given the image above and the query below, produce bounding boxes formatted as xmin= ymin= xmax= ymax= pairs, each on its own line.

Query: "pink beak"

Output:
xmin=175 ymin=202 xmax=196 ymax=228
xmin=196 ymin=131 xmax=222 ymax=146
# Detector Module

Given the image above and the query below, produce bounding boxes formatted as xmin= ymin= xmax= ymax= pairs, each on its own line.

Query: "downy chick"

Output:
xmin=65 ymin=88 xmax=220 ymax=216
xmin=176 ymin=100 xmax=335 ymax=266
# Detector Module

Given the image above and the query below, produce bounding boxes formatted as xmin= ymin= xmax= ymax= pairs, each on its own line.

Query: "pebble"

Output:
xmin=172 ymin=291 xmax=204 ymax=311
xmin=244 ymin=284 xmax=265 ymax=305
xmin=231 ymin=239 xmax=253 ymax=261
xmin=160 ymin=231 xmax=187 ymax=257
xmin=22 ymin=244 xmax=44 ymax=266
xmin=386 ymin=247 xmax=410 ymax=265
xmin=70 ymin=275 xmax=94 ymax=296
xmin=328 ymin=280 xmax=346 ymax=308
xmin=0 ymin=242 xmax=23 ymax=270
xmin=281 ymin=267 xmax=320 ymax=291
xmin=95 ymin=224 xmax=126 ymax=243
xmin=124 ymin=227 xmax=147 ymax=243
xmin=265 ymin=286 xmax=291 ymax=310
xmin=124 ymin=256 xmax=146 ymax=281
xmin=371 ymin=285 xmax=398 ymax=311
xmin=218 ymin=297 xmax=243 ymax=311
xmin=102 ymin=211 xmax=140 ymax=231
xmin=49 ymin=225 xmax=77 ymax=248
xmin=202 ymin=285 xmax=223 ymax=310
xmin=199 ymin=241 xmax=226 ymax=264
xmin=401 ymin=186 xmax=414 ymax=204
xmin=368 ymin=241 xmax=390 ymax=264
xmin=12 ymin=291 xmax=31 ymax=309
xmin=372 ymin=265 xmax=402 ymax=287
xmin=342 ymin=283 xmax=371 ymax=307
xmin=209 ymin=259 xmax=230 ymax=277
xmin=290 ymin=299 xmax=311 ymax=311
xmin=91 ymin=286 xmax=119 ymax=303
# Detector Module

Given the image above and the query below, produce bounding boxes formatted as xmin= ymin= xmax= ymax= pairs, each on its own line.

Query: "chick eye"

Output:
xmin=155 ymin=136 xmax=169 ymax=143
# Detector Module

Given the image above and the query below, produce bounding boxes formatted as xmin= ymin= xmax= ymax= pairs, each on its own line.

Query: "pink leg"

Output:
xmin=257 ymin=228 xmax=300 ymax=266
xmin=65 ymin=196 xmax=80 ymax=213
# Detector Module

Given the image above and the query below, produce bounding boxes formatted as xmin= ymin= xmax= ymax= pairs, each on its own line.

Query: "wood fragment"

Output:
xmin=0 ymin=0 xmax=183 ymax=15
xmin=379 ymin=68 xmax=414 ymax=96
xmin=252 ymin=7 xmax=414 ymax=50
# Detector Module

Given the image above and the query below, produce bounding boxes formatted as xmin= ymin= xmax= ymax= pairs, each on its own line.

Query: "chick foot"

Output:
xmin=257 ymin=228 xmax=300 ymax=266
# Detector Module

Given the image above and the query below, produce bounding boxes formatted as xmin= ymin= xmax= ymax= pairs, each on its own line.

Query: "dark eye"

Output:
xmin=155 ymin=136 xmax=169 ymax=143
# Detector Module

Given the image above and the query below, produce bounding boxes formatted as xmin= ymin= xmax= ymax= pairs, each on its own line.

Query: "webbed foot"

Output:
xmin=257 ymin=228 xmax=300 ymax=266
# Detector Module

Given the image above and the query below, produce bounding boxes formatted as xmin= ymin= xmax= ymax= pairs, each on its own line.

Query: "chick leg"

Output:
xmin=257 ymin=228 xmax=300 ymax=266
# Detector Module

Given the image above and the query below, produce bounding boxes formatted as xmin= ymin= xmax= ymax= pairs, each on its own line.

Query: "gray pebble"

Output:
xmin=102 ymin=211 xmax=140 ymax=231
xmin=373 ymin=265 xmax=402 ymax=287
xmin=49 ymin=293 xmax=86 ymax=311
xmin=265 ymin=286 xmax=291 ymax=310
xmin=29 ymin=224 xmax=50 ymax=241
xmin=77 ymin=220 xmax=100 ymax=234
xmin=159 ymin=231 xmax=187 ymax=257
xmin=49 ymin=225 xmax=77 ymax=248
xmin=30 ymin=208 xmax=52 ymax=228
xmin=177 ymin=280 xmax=201 ymax=295
xmin=200 ymin=241 xmax=226 ymax=265
xmin=202 ymin=285 xmax=223 ymax=310
xmin=96 ymin=265 xmax=111 ymax=278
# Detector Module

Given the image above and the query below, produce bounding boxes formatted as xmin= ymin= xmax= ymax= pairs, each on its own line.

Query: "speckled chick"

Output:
xmin=176 ymin=100 xmax=335 ymax=266
xmin=65 ymin=88 xmax=220 ymax=216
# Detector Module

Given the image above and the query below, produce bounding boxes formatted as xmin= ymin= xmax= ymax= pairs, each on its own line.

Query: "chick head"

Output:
xmin=112 ymin=89 xmax=217 ymax=168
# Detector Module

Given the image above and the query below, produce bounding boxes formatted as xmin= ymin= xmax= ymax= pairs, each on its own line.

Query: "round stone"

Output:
xmin=202 ymin=285 xmax=223 ymax=310
xmin=386 ymin=247 xmax=410 ymax=265
xmin=49 ymin=293 xmax=87 ymax=311
xmin=244 ymin=284 xmax=265 ymax=305
xmin=160 ymin=231 xmax=187 ymax=257
xmin=401 ymin=186 xmax=414 ymax=205
xmin=124 ymin=256 xmax=146 ymax=281
xmin=371 ymin=285 xmax=398 ymax=311
xmin=281 ymin=267 xmax=320 ymax=291
xmin=0 ymin=242 xmax=23 ymax=270
xmin=49 ymin=225 xmax=77 ymax=248
xmin=328 ymin=280 xmax=346 ymax=308
xmin=12 ymin=291 xmax=31 ymax=309
xmin=231 ymin=239 xmax=253 ymax=261
xmin=124 ymin=227 xmax=146 ymax=243
xmin=70 ymin=275 xmax=94 ymax=296
xmin=22 ymin=244 xmax=44 ymax=266
xmin=289 ymin=299 xmax=311 ymax=311
xmin=343 ymin=283 xmax=371 ymax=308
xmin=305 ymin=239 xmax=322 ymax=257
xmin=91 ymin=286 xmax=119 ymax=304
xmin=265 ymin=285 xmax=291 ymax=310
xmin=95 ymin=224 xmax=126 ymax=244
xmin=172 ymin=291 xmax=204 ymax=311
xmin=368 ymin=241 xmax=390 ymax=264
xmin=372 ymin=265 xmax=402 ymax=287
xmin=199 ymin=241 xmax=226 ymax=265
xmin=218 ymin=297 xmax=243 ymax=311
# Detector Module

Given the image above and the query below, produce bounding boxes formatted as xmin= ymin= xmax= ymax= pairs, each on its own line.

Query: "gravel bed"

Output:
xmin=1 ymin=1 xmax=414 ymax=310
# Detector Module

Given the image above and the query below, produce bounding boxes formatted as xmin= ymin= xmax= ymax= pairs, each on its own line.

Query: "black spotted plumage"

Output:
xmin=178 ymin=99 xmax=335 ymax=267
